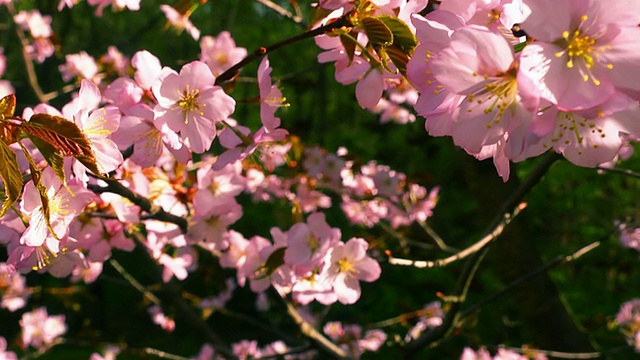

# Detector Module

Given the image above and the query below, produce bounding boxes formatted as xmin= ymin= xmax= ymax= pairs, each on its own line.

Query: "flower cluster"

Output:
xmin=406 ymin=0 xmax=640 ymax=180
xmin=314 ymin=0 xmax=427 ymax=111
xmin=461 ymin=347 xmax=548 ymax=360
xmin=323 ymin=321 xmax=387 ymax=358
xmin=19 ymin=307 xmax=67 ymax=351
xmin=218 ymin=212 xmax=381 ymax=305
xmin=615 ymin=298 xmax=640 ymax=352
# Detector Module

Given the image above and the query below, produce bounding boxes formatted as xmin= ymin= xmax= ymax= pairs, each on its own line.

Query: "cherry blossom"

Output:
xmin=20 ymin=307 xmax=67 ymax=351
xmin=59 ymin=52 xmax=100 ymax=82
xmin=200 ymin=31 xmax=247 ymax=77
xmin=519 ymin=0 xmax=640 ymax=110
xmin=322 ymin=238 xmax=381 ymax=304
xmin=0 ymin=336 xmax=17 ymax=360
xmin=258 ymin=56 xmax=286 ymax=132
xmin=153 ymin=61 xmax=235 ymax=154
xmin=616 ymin=298 xmax=640 ymax=352
xmin=66 ymin=79 xmax=124 ymax=178
xmin=160 ymin=4 xmax=200 ymax=40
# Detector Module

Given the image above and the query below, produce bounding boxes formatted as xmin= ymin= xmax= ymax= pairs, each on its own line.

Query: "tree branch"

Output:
xmin=388 ymin=202 xmax=526 ymax=268
xmin=403 ymin=152 xmax=562 ymax=352
xmin=215 ymin=14 xmax=354 ymax=86
xmin=459 ymin=238 xmax=603 ymax=320
xmin=278 ymin=291 xmax=352 ymax=360
xmin=87 ymin=179 xmax=188 ymax=233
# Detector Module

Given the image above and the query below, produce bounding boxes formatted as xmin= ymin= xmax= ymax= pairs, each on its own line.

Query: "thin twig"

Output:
xmin=460 ymin=238 xmax=603 ymax=320
xmin=388 ymin=202 xmax=527 ymax=268
xmin=379 ymin=221 xmax=437 ymax=251
xmin=506 ymin=345 xmax=631 ymax=359
xmin=596 ymin=166 xmax=640 ymax=179
xmin=417 ymin=221 xmax=459 ymax=253
xmin=404 ymin=152 xmax=562 ymax=352
xmin=215 ymin=14 xmax=353 ymax=85
xmin=255 ymin=0 xmax=305 ymax=26
xmin=7 ymin=3 xmax=47 ymax=103
xmin=366 ymin=306 xmax=438 ymax=329
xmin=279 ymin=293 xmax=351 ymax=359
xmin=109 ymin=259 xmax=162 ymax=305
xmin=143 ymin=347 xmax=191 ymax=360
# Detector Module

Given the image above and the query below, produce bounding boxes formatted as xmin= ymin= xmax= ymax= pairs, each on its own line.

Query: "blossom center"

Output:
xmin=563 ymin=29 xmax=596 ymax=69
xmin=554 ymin=15 xmax=613 ymax=86
xmin=308 ymin=235 xmax=320 ymax=253
xmin=338 ymin=257 xmax=354 ymax=273
xmin=467 ymin=71 xmax=519 ymax=129
xmin=177 ymin=88 xmax=201 ymax=116
xmin=542 ymin=111 xmax=606 ymax=155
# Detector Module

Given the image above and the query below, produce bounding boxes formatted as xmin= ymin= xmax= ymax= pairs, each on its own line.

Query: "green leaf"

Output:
xmin=514 ymin=41 xmax=526 ymax=53
xmin=0 ymin=139 xmax=23 ymax=217
xmin=376 ymin=15 xmax=418 ymax=54
xmin=262 ymin=247 xmax=286 ymax=277
xmin=361 ymin=16 xmax=393 ymax=48
xmin=21 ymin=114 xmax=103 ymax=176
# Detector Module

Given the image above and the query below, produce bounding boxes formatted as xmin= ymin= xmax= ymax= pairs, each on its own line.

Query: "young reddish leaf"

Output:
xmin=28 ymin=136 xmax=66 ymax=185
xmin=360 ymin=16 xmax=393 ymax=48
xmin=0 ymin=118 xmax=21 ymax=145
xmin=0 ymin=94 xmax=16 ymax=119
xmin=340 ymin=31 xmax=358 ymax=64
xmin=0 ymin=139 xmax=23 ymax=217
xmin=385 ymin=45 xmax=411 ymax=76
xmin=21 ymin=113 xmax=103 ymax=176
xmin=18 ymin=141 xmax=60 ymax=241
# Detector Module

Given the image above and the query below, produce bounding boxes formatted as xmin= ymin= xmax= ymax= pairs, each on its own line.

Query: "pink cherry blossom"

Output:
xmin=429 ymin=25 xmax=535 ymax=155
xmin=20 ymin=167 xmax=94 ymax=247
xmin=512 ymin=93 xmax=640 ymax=167
xmin=519 ymin=0 xmax=640 ymax=110
xmin=213 ymin=123 xmax=288 ymax=171
xmin=160 ymin=4 xmax=200 ymax=40
xmin=616 ymin=298 xmax=640 ymax=352
xmin=258 ymin=56 xmax=286 ymax=132
xmin=58 ymin=0 xmax=80 ymax=11
xmin=200 ymin=31 xmax=247 ymax=77
xmin=322 ymin=238 xmax=381 ymax=304
xmin=0 ymin=336 xmax=17 ymax=360
xmin=59 ymin=51 xmax=100 ymax=82
xmin=148 ymin=305 xmax=175 ymax=332
xmin=14 ymin=10 xmax=52 ymax=38
xmin=159 ymin=246 xmax=195 ymax=282
xmin=153 ymin=61 xmax=235 ymax=154
xmin=20 ymin=307 xmax=67 ymax=351
xmin=284 ymin=212 xmax=340 ymax=270
xmin=0 ymin=263 xmax=30 ymax=311
xmin=67 ymin=79 xmax=123 ymax=177
xmin=87 ymin=0 xmax=140 ymax=16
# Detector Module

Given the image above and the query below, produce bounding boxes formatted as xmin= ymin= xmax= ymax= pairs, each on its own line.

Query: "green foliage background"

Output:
xmin=1 ymin=1 xmax=640 ymax=359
